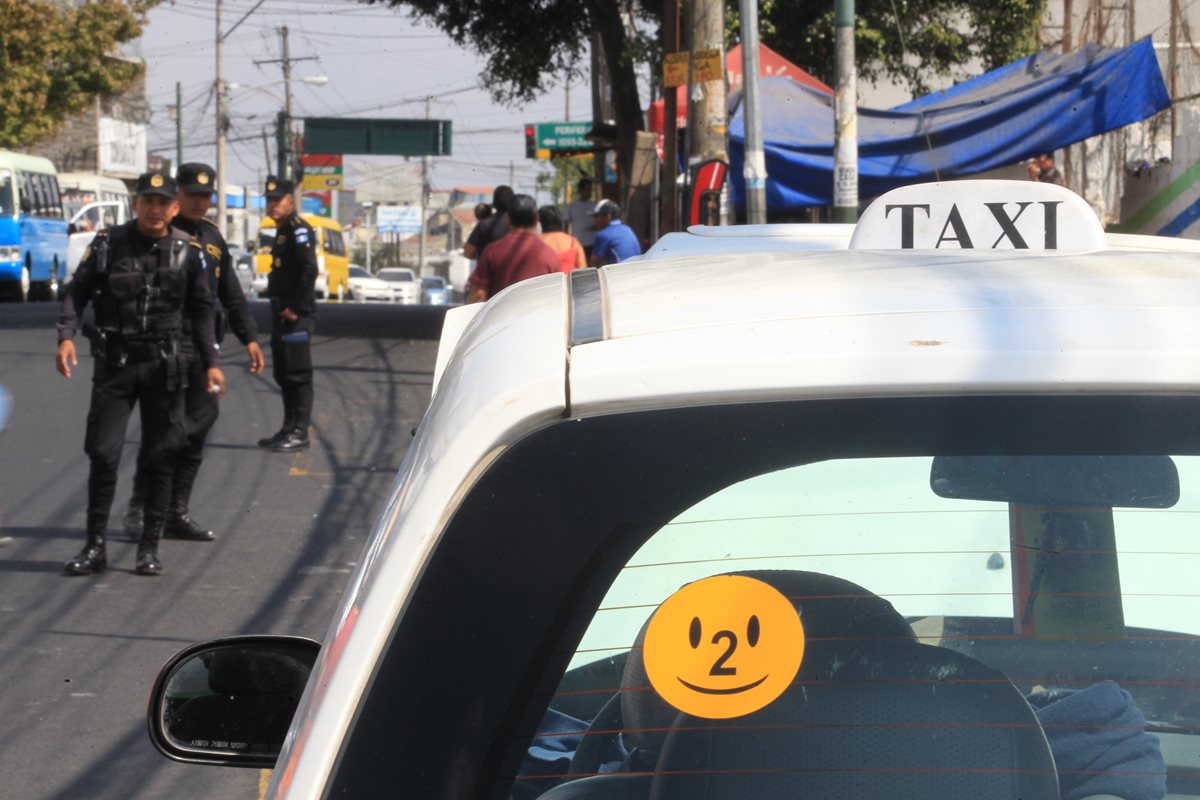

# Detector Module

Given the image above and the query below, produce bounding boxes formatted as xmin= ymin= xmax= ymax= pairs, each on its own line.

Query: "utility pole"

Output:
xmin=419 ymin=96 xmax=431 ymax=275
xmin=832 ymin=0 xmax=858 ymax=223
xmin=662 ymin=0 xmax=679 ymax=233
xmin=174 ymin=81 xmax=184 ymax=170
xmin=215 ymin=0 xmax=227 ymax=237
xmin=689 ymin=0 xmax=726 ymax=164
xmin=255 ymin=26 xmax=317 ymax=202
xmin=262 ymin=127 xmax=272 ymax=172
xmin=739 ymin=0 xmax=766 ymax=224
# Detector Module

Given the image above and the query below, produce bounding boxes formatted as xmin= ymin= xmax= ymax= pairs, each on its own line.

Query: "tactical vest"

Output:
xmin=267 ymin=217 xmax=300 ymax=298
xmin=91 ymin=225 xmax=190 ymax=340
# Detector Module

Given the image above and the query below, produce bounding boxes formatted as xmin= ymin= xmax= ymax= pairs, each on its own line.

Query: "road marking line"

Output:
xmin=258 ymin=768 xmax=272 ymax=798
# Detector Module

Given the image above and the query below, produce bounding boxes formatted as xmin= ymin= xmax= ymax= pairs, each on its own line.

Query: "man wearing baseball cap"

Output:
xmin=258 ymin=175 xmax=319 ymax=452
xmin=588 ymin=199 xmax=642 ymax=267
xmin=56 ymin=171 xmax=227 ymax=576
xmin=121 ymin=163 xmax=264 ymax=544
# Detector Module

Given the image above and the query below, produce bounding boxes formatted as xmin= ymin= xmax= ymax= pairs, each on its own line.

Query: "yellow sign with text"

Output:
xmin=664 ymin=52 xmax=690 ymax=88
xmin=302 ymin=173 xmax=344 ymax=191
xmin=693 ymin=48 xmax=723 ymax=83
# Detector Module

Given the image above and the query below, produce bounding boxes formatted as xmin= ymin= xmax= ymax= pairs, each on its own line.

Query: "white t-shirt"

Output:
xmin=564 ymin=199 xmax=597 ymax=248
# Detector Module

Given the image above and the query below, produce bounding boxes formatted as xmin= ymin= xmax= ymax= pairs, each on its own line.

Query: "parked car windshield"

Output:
xmin=330 ymin=395 xmax=1200 ymax=799
xmin=421 ymin=277 xmax=445 ymax=289
xmin=349 ymin=266 xmax=370 ymax=278
xmin=378 ymin=269 xmax=414 ymax=282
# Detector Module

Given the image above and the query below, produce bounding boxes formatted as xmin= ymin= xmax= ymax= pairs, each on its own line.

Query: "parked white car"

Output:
xmin=149 ymin=181 xmax=1200 ymax=800
xmin=375 ymin=267 xmax=418 ymax=304
xmin=345 ymin=264 xmax=392 ymax=302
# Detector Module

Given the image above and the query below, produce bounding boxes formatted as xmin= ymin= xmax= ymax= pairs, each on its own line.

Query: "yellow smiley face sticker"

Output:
xmin=643 ymin=575 xmax=805 ymax=719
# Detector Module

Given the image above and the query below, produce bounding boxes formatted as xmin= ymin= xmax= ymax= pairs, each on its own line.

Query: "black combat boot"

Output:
xmin=122 ymin=476 xmax=145 ymax=542
xmin=64 ymin=519 xmax=107 ymax=575
xmin=164 ymin=468 xmax=215 ymax=541
xmin=271 ymin=427 xmax=310 ymax=452
xmin=257 ymin=419 xmax=294 ymax=448
xmin=135 ymin=517 xmax=164 ymax=576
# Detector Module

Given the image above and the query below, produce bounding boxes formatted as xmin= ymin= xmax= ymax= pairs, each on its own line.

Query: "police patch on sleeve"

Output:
xmin=295 ymin=228 xmax=310 ymax=245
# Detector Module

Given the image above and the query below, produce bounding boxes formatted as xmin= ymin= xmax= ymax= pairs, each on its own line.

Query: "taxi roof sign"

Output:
xmin=849 ymin=180 xmax=1106 ymax=252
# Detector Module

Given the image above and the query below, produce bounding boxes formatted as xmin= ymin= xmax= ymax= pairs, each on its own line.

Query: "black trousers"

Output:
xmin=130 ymin=356 xmax=218 ymax=513
xmin=270 ymin=314 xmax=315 ymax=430
xmin=85 ymin=355 xmax=185 ymax=531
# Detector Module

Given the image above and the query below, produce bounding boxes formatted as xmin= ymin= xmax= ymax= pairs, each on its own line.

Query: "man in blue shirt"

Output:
xmin=589 ymin=199 xmax=642 ymax=266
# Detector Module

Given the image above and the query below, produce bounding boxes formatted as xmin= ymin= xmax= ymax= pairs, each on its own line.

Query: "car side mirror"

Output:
xmin=147 ymin=635 xmax=320 ymax=768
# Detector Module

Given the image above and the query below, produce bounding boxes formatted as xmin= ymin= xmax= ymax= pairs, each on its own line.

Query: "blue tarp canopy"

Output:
xmin=728 ymin=38 xmax=1171 ymax=211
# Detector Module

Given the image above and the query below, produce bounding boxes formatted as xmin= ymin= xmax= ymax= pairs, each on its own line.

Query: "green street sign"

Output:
xmin=536 ymin=122 xmax=593 ymax=151
xmin=303 ymin=118 xmax=452 ymax=157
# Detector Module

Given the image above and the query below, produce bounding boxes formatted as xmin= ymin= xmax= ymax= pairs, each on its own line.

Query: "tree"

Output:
xmin=0 ymin=0 xmax=158 ymax=149
xmin=750 ymin=0 xmax=1045 ymax=96
xmin=364 ymin=0 xmax=655 ymax=201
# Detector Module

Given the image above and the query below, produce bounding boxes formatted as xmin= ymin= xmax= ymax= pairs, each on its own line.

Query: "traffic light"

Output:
xmin=525 ymin=124 xmax=536 ymax=159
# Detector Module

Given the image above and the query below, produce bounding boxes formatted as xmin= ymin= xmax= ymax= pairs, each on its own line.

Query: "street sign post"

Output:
xmin=524 ymin=122 xmax=594 ymax=159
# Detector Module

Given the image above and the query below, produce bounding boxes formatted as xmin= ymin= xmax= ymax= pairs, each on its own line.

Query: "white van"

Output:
xmin=57 ymin=172 xmax=132 ymax=276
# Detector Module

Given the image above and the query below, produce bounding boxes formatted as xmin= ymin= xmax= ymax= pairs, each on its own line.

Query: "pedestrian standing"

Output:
xmin=56 ymin=171 xmax=227 ymax=576
xmin=258 ymin=177 xmax=318 ymax=453
xmin=538 ymin=205 xmax=586 ymax=273
xmin=1028 ymin=153 xmax=1065 ymax=186
xmin=467 ymin=195 xmax=560 ymax=302
xmin=563 ymin=178 xmax=597 ymax=259
xmin=589 ymin=199 xmax=643 ymax=266
xmin=463 ymin=185 xmax=513 ymax=260
xmin=122 ymin=163 xmax=264 ymax=542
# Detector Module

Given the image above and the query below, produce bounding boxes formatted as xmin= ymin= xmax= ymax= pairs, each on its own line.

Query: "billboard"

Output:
xmin=98 ymin=117 xmax=147 ymax=176
xmin=375 ymin=205 xmax=422 ymax=235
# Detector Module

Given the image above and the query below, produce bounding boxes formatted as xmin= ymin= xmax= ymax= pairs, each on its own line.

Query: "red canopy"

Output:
xmin=647 ymin=43 xmax=832 ymax=133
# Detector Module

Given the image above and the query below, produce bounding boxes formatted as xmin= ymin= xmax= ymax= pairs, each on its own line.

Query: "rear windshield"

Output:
xmin=333 ymin=396 xmax=1200 ymax=799
xmin=379 ymin=270 xmax=414 ymax=282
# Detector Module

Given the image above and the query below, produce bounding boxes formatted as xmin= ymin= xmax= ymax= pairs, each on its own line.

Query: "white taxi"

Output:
xmin=149 ymin=181 xmax=1200 ymax=800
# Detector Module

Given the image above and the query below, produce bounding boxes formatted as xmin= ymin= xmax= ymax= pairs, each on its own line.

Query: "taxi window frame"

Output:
xmin=323 ymin=393 xmax=1200 ymax=799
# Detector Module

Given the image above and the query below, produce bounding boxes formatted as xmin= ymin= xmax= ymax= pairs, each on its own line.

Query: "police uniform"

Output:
xmin=259 ymin=177 xmax=318 ymax=452
xmin=57 ymin=171 xmax=219 ymax=576
xmin=123 ymin=163 xmax=260 ymax=542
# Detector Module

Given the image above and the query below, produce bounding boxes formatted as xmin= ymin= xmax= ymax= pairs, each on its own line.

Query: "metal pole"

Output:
xmin=262 ymin=126 xmax=271 ymax=171
xmin=662 ymin=0 xmax=679 ymax=234
xmin=215 ymin=0 xmax=227 ymax=237
xmin=419 ymin=96 xmax=430 ymax=275
xmin=365 ymin=205 xmax=373 ymax=274
xmin=280 ymin=24 xmax=296 ymax=206
xmin=175 ymin=81 xmax=183 ymax=170
xmin=739 ymin=0 xmax=766 ymax=224
xmin=832 ymin=0 xmax=858 ymax=223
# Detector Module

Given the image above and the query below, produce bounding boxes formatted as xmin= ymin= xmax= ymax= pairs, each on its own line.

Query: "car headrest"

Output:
xmin=620 ymin=569 xmax=914 ymax=755
xmin=646 ymin=641 xmax=1060 ymax=800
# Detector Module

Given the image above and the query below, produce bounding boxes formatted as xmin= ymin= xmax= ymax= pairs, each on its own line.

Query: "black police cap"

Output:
xmin=136 ymin=171 xmax=177 ymax=198
xmin=176 ymin=162 xmax=216 ymax=194
xmin=264 ymin=176 xmax=295 ymax=198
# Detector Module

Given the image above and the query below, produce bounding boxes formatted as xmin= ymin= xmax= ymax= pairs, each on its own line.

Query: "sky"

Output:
xmin=133 ymin=0 xmax=601 ymax=200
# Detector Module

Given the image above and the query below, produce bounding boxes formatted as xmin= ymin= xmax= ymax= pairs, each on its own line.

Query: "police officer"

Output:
xmin=121 ymin=163 xmax=265 ymax=542
xmin=258 ymin=176 xmax=318 ymax=452
xmin=56 ymin=171 xmax=227 ymax=576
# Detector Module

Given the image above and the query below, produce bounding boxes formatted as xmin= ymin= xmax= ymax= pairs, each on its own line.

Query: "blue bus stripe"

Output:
xmin=1156 ymin=195 xmax=1200 ymax=237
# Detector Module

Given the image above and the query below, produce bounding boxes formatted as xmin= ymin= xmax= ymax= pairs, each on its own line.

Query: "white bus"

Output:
xmin=57 ymin=172 xmax=132 ymax=278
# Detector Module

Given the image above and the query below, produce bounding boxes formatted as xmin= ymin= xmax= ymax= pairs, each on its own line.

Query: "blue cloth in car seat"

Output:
xmin=514 ymin=708 xmax=627 ymax=800
xmin=1027 ymin=682 xmax=1166 ymax=800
